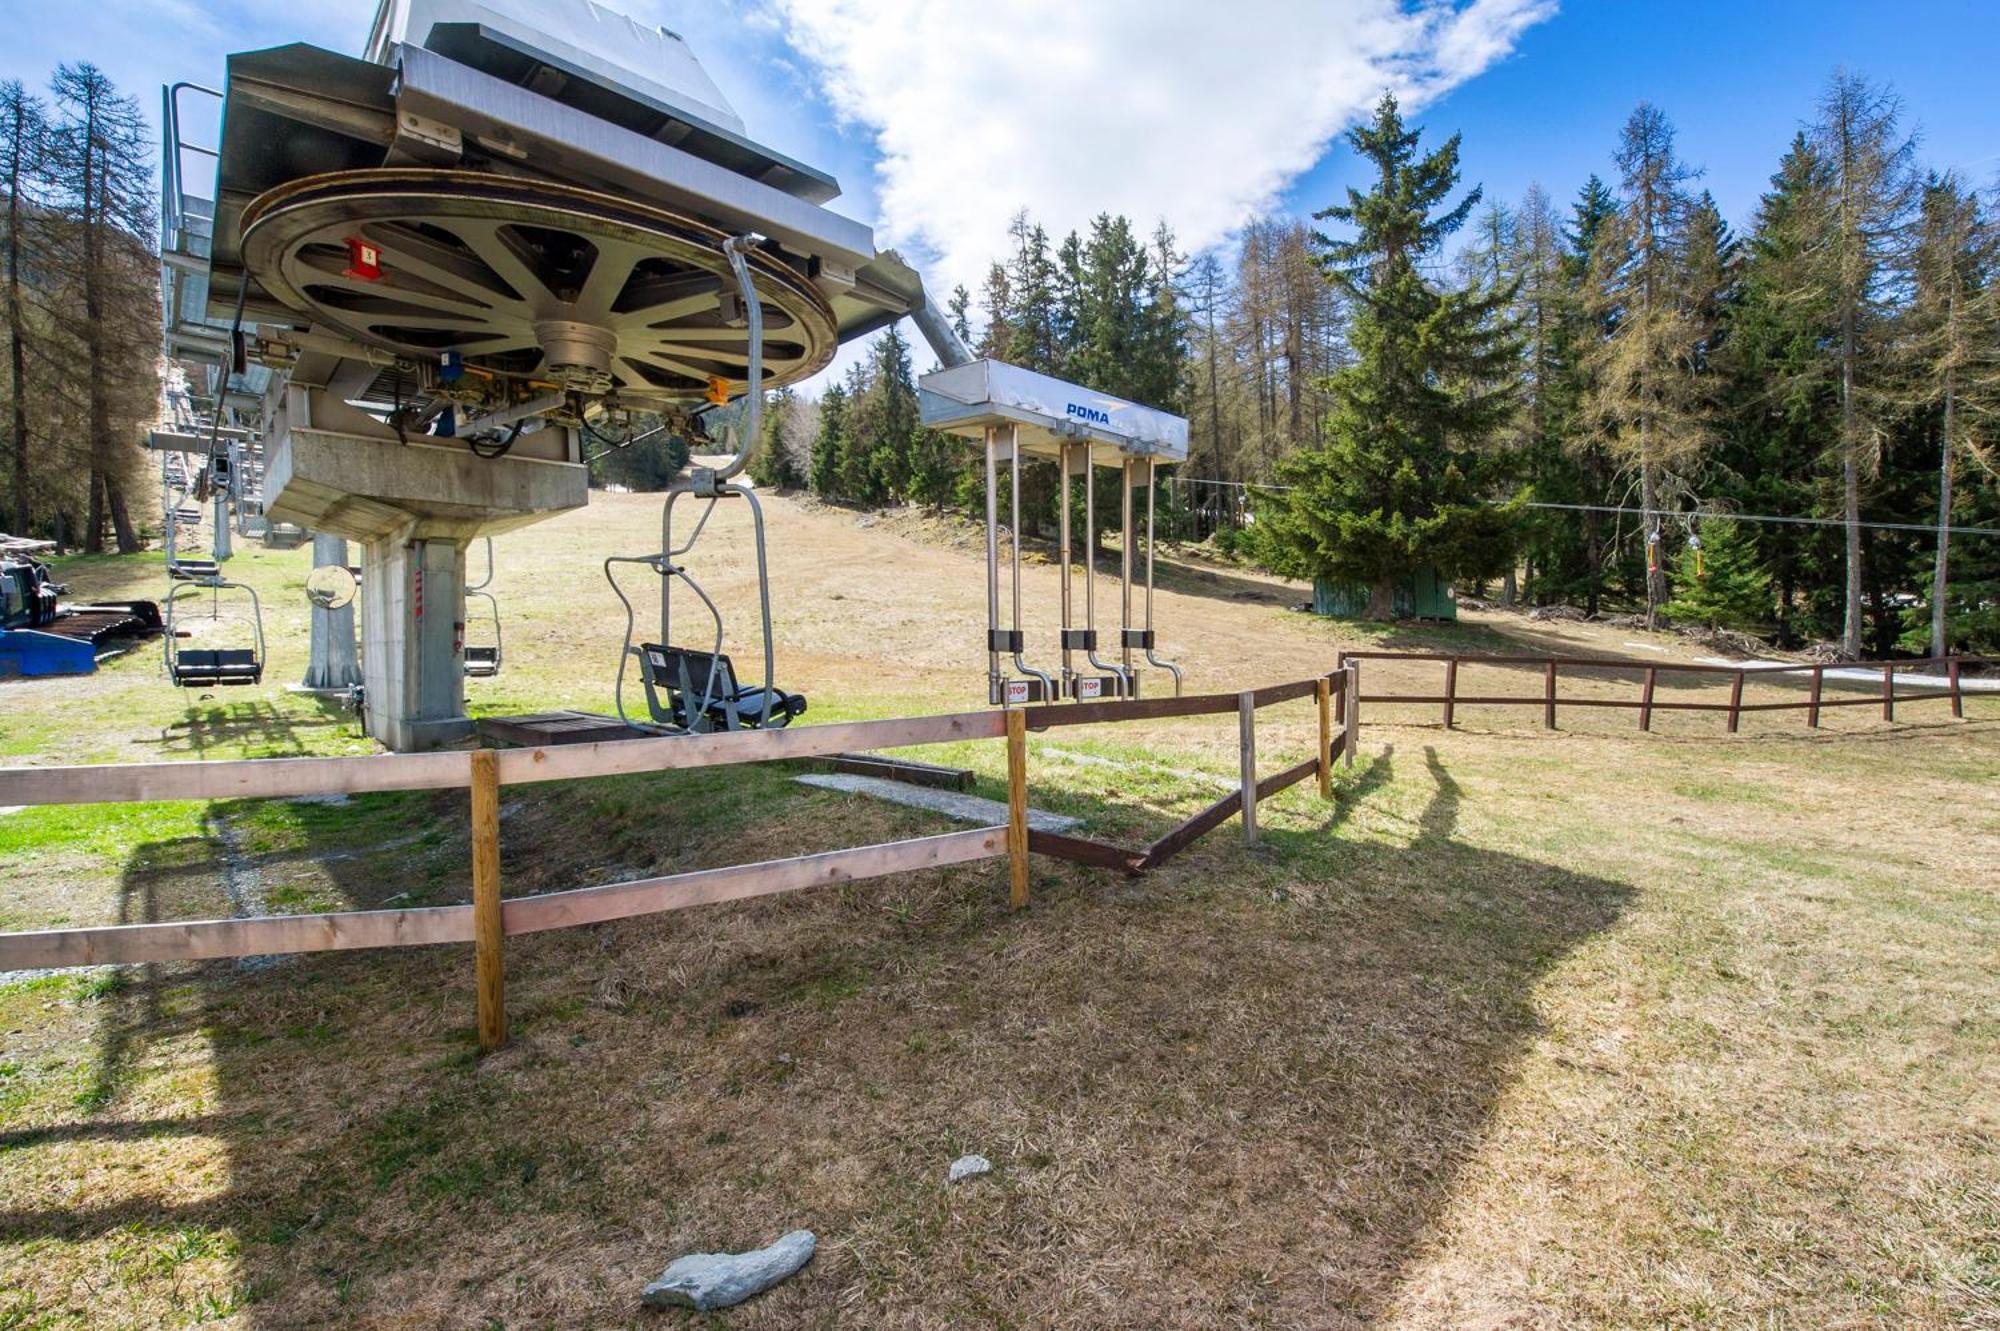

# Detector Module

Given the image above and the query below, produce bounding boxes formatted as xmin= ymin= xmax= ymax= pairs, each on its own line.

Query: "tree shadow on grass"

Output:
xmin=2 ymin=746 xmax=1632 ymax=1327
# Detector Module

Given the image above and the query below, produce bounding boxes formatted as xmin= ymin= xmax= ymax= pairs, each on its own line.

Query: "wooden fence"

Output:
xmin=1335 ymin=650 xmax=1989 ymax=732
xmin=0 ymin=667 xmax=1357 ymax=1052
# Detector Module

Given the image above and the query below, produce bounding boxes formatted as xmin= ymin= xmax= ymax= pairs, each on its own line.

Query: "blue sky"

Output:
xmin=8 ymin=0 xmax=1998 ymax=362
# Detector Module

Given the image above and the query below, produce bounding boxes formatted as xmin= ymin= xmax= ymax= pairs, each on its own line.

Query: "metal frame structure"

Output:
xmin=463 ymin=536 xmax=502 ymax=678
xmin=603 ymin=236 xmax=798 ymax=734
xmin=922 ymin=359 xmax=1187 ymax=707
xmin=164 ymin=576 xmax=267 ymax=687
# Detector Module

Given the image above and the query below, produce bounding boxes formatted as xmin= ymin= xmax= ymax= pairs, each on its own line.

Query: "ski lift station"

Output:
xmin=155 ymin=0 xmax=1187 ymax=750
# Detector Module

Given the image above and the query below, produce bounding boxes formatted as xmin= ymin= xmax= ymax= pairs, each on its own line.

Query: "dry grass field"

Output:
xmin=1 ymin=489 xmax=1995 ymax=1328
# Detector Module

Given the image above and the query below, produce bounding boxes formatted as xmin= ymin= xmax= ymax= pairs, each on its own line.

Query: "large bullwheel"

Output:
xmin=238 ymin=169 xmax=838 ymax=404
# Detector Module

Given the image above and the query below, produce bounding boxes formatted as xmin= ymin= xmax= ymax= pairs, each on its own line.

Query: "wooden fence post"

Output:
xmin=1238 ymin=690 xmax=1258 ymax=847
xmin=1949 ymin=658 xmax=1963 ymax=719
xmin=1639 ymin=667 xmax=1657 ymax=732
xmin=1442 ymin=658 xmax=1458 ymax=730
xmin=1315 ymin=676 xmax=1333 ymax=801
xmin=1344 ymin=663 xmax=1359 ymax=768
xmin=1727 ymin=671 xmax=1745 ymax=734
xmin=1882 ymin=663 xmax=1895 ymax=722
xmin=1333 ymin=651 xmax=1347 ymax=724
xmin=1808 ymin=666 xmax=1823 ymax=729
xmin=470 ymin=748 xmax=506 ymax=1055
xmin=1005 ymin=708 xmax=1029 ymax=909
xmin=1543 ymin=660 xmax=1557 ymax=730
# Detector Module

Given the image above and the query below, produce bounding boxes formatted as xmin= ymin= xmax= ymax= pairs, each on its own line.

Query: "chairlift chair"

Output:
xmin=164 ymin=576 xmax=266 ymax=687
xmin=462 ymin=537 xmax=503 ymax=679
xmin=604 ymin=235 xmax=805 ymax=735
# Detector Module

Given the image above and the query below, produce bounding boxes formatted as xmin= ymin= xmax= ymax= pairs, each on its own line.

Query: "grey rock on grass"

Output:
xmin=947 ymin=1154 xmax=992 ymax=1183
xmin=641 ymin=1230 xmax=816 ymax=1312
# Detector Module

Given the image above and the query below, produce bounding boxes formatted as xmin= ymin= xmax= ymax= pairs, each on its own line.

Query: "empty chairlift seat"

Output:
xmin=637 ymin=643 xmax=805 ymax=731
xmin=170 ymin=648 xmax=264 ymax=687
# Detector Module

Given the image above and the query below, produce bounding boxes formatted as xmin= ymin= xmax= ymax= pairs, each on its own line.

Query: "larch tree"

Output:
xmin=1581 ymin=103 xmax=1711 ymax=627
xmin=0 ymin=80 xmax=49 ymax=537
xmin=1257 ymin=93 xmax=1522 ymax=619
xmin=1808 ymin=70 xmax=1919 ymax=657
xmin=1906 ymin=172 xmax=1999 ymax=656
xmin=47 ymin=62 xmax=156 ymax=554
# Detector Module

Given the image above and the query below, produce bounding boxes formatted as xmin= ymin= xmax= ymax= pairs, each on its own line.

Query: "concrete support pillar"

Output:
xmin=360 ymin=534 xmax=471 ymax=751
xmin=211 ymin=492 xmax=232 ymax=563
xmin=301 ymin=533 xmax=361 ymax=691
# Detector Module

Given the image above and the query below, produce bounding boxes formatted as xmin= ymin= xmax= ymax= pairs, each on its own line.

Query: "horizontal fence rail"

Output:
xmin=1336 ymin=651 xmax=1991 ymax=732
xmin=0 ymin=669 xmax=1357 ymax=1051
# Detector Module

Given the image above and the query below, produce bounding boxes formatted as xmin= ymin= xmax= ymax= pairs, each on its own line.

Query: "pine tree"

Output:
xmin=809 ymin=380 xmax=849 ymax=498
xmin=852 ymin=324 xmax=920 ymax=500
xmin=749 ymin=387 xmax=804 ymax=490
xmin=832 ymin=360 xmax=877 ymax=502
xmin=1559 ymin=175 xmax=1621 ymax=613
xmin=1257 ymin=94 xmax=1522 ymax=618
xmin=946 ymin=284 xmax=973 ymax=347
xmin=1004 ymin=215 xmax=1061 ymax=372
xmin=1664 ymin=517 xmax=1771 ymax=631
xmin=976 ymin=262 xmax=1012 ymax=359
xmin=1718 ymin=134 xmax=1841 ymax=646
xmin=1502 ymin=184 xmax=1584 ymax=607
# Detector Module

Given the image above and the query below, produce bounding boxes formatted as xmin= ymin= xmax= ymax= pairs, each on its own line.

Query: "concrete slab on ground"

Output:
xmin=793 ymin=773 xmax=1081 ymax=833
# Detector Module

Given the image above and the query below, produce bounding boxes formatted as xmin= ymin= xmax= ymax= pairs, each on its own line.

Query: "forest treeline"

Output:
xmin=730 ymin=72 xmax=1999 ymax=658
xmin=0 ymin=65 xmax=159 ymax=552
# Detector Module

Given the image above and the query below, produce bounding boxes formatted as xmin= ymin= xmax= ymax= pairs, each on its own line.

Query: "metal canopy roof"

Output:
xmin=919 ymin=360 xmax=1188 ymax=462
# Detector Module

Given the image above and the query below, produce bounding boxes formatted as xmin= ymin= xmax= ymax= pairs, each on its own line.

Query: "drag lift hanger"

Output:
xmin=919 ymin=360 xmax=1186 ymax=706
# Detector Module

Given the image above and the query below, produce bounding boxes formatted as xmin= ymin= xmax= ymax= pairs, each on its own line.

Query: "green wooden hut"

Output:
xmin=1310 ymin=566 xmax=1457 ymax=620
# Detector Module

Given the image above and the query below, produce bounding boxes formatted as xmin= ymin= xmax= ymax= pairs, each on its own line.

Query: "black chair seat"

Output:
xmin=172 ymin=648 xmax=262 ymax=686
xmin=636 ymin=643 xmax=805 ymax=731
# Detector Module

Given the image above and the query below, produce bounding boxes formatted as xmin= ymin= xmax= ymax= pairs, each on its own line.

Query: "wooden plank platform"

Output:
xmin=825 ymin=752 xmax=976 ymax=791
xmin=477 ymin=711 xmax=651 ymax=747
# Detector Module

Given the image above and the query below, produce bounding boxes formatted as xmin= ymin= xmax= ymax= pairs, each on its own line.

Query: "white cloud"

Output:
xmin=768 ymin=0 xmax=1555 ymax=295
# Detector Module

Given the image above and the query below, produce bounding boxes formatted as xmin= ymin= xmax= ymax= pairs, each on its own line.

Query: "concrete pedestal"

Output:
xmin=361 ymin=535 xmax=476 ymax=751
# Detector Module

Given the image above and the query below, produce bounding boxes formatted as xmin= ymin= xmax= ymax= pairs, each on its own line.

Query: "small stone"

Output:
xmin=640 ymin=1230 xmax=815 ymax=1312
xmin=947 ymin=1154 xmax=992 ymax=1183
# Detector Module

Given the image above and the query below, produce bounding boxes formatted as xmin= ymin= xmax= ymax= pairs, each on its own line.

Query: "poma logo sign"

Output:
xmin=1065 ymin=402 xmax=1112 ymax=426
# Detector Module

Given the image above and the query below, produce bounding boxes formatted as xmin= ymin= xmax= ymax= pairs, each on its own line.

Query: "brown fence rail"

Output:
xmin=0 ymin=666 xmax=1358 ymax=1051
xmin=1334 ymin=650 xmax=1991 ymax=732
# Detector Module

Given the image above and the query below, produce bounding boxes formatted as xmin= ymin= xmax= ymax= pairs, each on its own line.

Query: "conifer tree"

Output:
xmin=1719 ymin=134 xmax=1840 ymax=645
xmin=1257 ymin=94 xmax=1522 ymax=618
xmin=809 ymin=380 xmax=849 ymax=498
xmin=749 ymin=387 xmax=804 ymax=490
xmin=0 ymin=80 xmax=49 ymax=538
xmin=1561 ymin=174 xmax=1621 ymax=612
xmin=1664 ymin=517 xmax=1771 ymax=630
xmin=47 ymin=63 xmax=155 ymax=554
xmin=1907 ymin=172 xmax=2000 ymax=655
xmin=1808 ymin=70 xmax=1919 ymax=656
xmin=1580 ymin=103 xmax=1710 ymax=627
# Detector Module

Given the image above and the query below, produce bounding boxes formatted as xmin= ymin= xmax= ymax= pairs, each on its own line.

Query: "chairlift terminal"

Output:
xmin=920 ymin=360 xmax=1188 ymax=707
